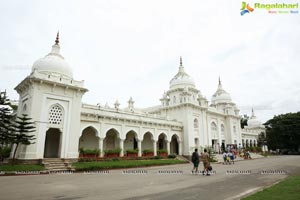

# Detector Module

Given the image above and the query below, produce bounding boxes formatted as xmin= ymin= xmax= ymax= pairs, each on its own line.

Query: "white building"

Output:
xmin=13 ymin=34 xmax=264 ymax=160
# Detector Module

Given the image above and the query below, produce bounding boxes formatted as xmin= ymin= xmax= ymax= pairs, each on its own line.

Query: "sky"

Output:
xmin=0 ymin=0 xmax=299 ymax=123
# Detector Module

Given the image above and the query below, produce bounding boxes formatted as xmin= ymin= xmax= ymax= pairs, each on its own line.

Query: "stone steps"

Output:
xmin=42 ymin=158 xmax=74 ymax=172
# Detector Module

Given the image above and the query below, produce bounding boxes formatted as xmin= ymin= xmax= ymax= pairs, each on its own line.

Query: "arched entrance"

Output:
xmin=104 ymin=129 xmax=120 ymax=150
xmin=170 ymin=135 xmax=179 ymax=155
xmin=142 ymin=132 xmax=153 ymax=151
xmin=124 ymin=131 xmax=138 ymax=151
xmin=44 ymin=128 xmax=61 ymax=158
xmin=79 ymin=127 xmax=99 ymax=150
xmin=158 ymin=133 xmax=167 ymax=150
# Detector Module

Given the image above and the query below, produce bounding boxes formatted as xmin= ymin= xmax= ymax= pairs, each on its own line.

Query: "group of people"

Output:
xmin=222 ymin=151 xmax=235 ymax=164
xmin=191 ymin=148 xmax=212 ymax=176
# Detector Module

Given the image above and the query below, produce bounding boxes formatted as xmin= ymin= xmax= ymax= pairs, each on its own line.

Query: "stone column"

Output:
xmin=138 ymin=139 xmax=142 ymax=157
xmin=167 ymin=141 xmax=170 ymax=155
xmin=153 ymin=140 xmax=157 ymax=156
xmin=99 ymin=138 xmax=104 ymax=157
xmin=179 ymin=140 xmax=183 ymax=155
xmin=120 ymin=139 xmax=124 ymax=157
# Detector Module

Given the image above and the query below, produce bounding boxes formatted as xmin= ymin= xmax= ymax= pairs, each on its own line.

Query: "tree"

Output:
xmin=0 ymin=90 xmax=15 ymax=146
xmin=240 ymin=114 xmax=249 ymax=129
xmin=257 ymin=132 xmax=266 ymax=147
xmin=11 ymin=114 xmax=36 ymax=163
xmin=264 ymin=112 xmax=300 ymax=152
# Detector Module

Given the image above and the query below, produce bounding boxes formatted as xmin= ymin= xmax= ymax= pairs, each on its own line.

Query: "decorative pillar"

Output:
xmin=153 ymin=140 xmax=157 ymax=156
xmin=179 ymin=140 xmax=183 ymax=155
xmin=120 ymin=139 xmax=124 ymax=157
xmin=137 ymin=139 xmax=142 ymax=157
xmin=99 ymin=138 xmax=104 ymax=157
xmin=167 ymin=141 xmax=170 ymax=155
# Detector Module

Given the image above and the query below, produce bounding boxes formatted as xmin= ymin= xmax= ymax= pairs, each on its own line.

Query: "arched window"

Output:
xmin=48 ymin=104 xmax=64 ymax=126
xmin=211 ymin=122 xmax=217 ymax=139
xmin=211 ymin=122 xmax=217 ymax=131
xmin=221 ymin=124 xmax=225 ymax=136
xmin=233 ymin=126 xmax=237 ymax=135
xmin=194 ymin=118 xmax=199 ymax=129
xmin=23 ymin=104 xmax=27 ymax=112
xmin=173 ymin=96 xmax=176 ymax=104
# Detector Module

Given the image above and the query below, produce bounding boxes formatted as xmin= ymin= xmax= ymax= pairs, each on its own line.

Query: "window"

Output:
xmin=173 ymin=96 xmax=176 ymax=104
xmin=211 ymin=122 xmax=218 ymax=139
xmin=233 ymin=126 xmax=237 ymax=135
xmin=23 ymin=104 xmax=27 ymax=111
xmin=211 ymin=122 xmax=217 ymax=131
xmin=49 ymin=104 xmax=64 ymax=125
xmin=194 ymin=119 xmax=199 ymax=129
xmin=221 ymin=124 xmax=225 ymax=136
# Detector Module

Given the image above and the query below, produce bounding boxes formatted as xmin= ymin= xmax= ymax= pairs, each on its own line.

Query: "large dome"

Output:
xmin=247 ymin=109 xmax=262 ymax=128
xmin=211 ymin=78 xmax=232 ymax=104
xmin=169 ymin=57 xmax=195 ymax=89
xmin=32 ymin=33 xmax=73 ymax=79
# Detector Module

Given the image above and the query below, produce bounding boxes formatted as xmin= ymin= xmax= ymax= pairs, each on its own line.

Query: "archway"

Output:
xmin=124 ymin=131 xmax=138 ymax=151
xmin=170 ymin=135 xmax=179 ymax=155
xmin=142 ymin=132 xmax=153 ymax=151
xmin=44 ymin=128 xmax=61 ymax=158
xmin=158 ymin=133 xmax=167 ymax=150
xmin=79 ymin=127 xmax=99 ymax=150
xmin=104 ymin=129 xmax=120 ymax=150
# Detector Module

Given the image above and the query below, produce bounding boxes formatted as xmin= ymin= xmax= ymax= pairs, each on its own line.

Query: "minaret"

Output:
xmin=55 ymin=31 xmax=59 ymax=45
xmin=251 ymin=108 xmax=256 ymax=118
xmin=49 ymin=31 xmax=62 ymax=56
xmin=179 ymin=56 xmax=184 ymax=73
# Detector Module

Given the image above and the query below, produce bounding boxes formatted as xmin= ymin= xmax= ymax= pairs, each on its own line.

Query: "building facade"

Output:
xmin=13 ymin=35 xmax=264 ymax=160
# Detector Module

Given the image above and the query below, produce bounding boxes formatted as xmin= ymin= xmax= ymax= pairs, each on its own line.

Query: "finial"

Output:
xmin=218 ymin=76 xmax=221 ymax=85
xmin=180 ymin=56 xmax=183 ymax=66
xmin=55 ymin=31 xmax=59 ymax=45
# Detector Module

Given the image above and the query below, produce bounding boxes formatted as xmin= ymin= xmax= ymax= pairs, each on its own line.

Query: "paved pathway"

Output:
xmin=0 ymin=156 xmax=299 ymax=200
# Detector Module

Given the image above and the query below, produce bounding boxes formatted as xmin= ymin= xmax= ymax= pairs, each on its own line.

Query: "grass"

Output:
xmin=0 ymin=164 xmax=45 ymax=172
xmin=242 ymin=176 xmax=300 ymax=200
xmin=73 ymin=159 xmax=187 ymax=171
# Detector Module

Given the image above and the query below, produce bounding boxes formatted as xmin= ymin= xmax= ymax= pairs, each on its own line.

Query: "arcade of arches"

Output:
xmin=242 ymin=139 xmax=257 ymax=148
xmin=79 ymin=126 xmax=181 ymax=157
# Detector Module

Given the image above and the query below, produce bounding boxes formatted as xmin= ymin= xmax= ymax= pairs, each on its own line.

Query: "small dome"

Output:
xmin=169 ymin=57 xmax=195 ymax=89
xmin=32 ymin=33 xmax=73 ymax=79
xmin=247 ymin=109 xmax=262 ymax=128
xmin=211 ymin=78 xmax=232 ymax=104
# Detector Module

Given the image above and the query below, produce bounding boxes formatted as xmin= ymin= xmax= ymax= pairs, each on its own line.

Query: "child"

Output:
xmin=229 ymin=151 xmax=234 ymax=164
xmin=222 ymin=151 xmax=227 ymax=165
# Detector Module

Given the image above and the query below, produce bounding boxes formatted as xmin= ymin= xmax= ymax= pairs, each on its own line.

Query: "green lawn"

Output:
xmin=0 ymin=164 xmax=45 ymax=172
xmin=242 ymin=176 xmax=300 ymax=200
xmin=73 ymin=159 xmax=187 ymax=171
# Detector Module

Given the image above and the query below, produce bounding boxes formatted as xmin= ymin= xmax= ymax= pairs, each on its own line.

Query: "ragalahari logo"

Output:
xmin=240 ymin=2 xmax=254 ymax=16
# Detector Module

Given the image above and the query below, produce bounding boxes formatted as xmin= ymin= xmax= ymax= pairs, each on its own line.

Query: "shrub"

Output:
xmin=0 ymin=146 xmax=11 ymax=159
xmin=157 ymin=149 xmax=168 ymax=154
xmin=143 ymin=149 xmax=154 ymax=154
xmin=126 ymin=149 xmax=138 ymax=154
xmin=78 ymin=158 xmax=97 ymax=162
xmin=80 ymin=148 xmax=100 ymax=155
xmin=104 ymin=148 xmax=122 ymax=154
xmin=152 ymin=156 xmax=162 ymax=159
xmin=168 ymin=154 xmax=176 ymax=159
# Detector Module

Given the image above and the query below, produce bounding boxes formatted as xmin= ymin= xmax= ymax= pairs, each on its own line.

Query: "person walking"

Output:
xmin=191 ymin=148 xmax=200 ymax=174
xmin=202 ymin=149 xmax=211 ymax=176
xmin=222 ymin=151 xmax=227 ymax=165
